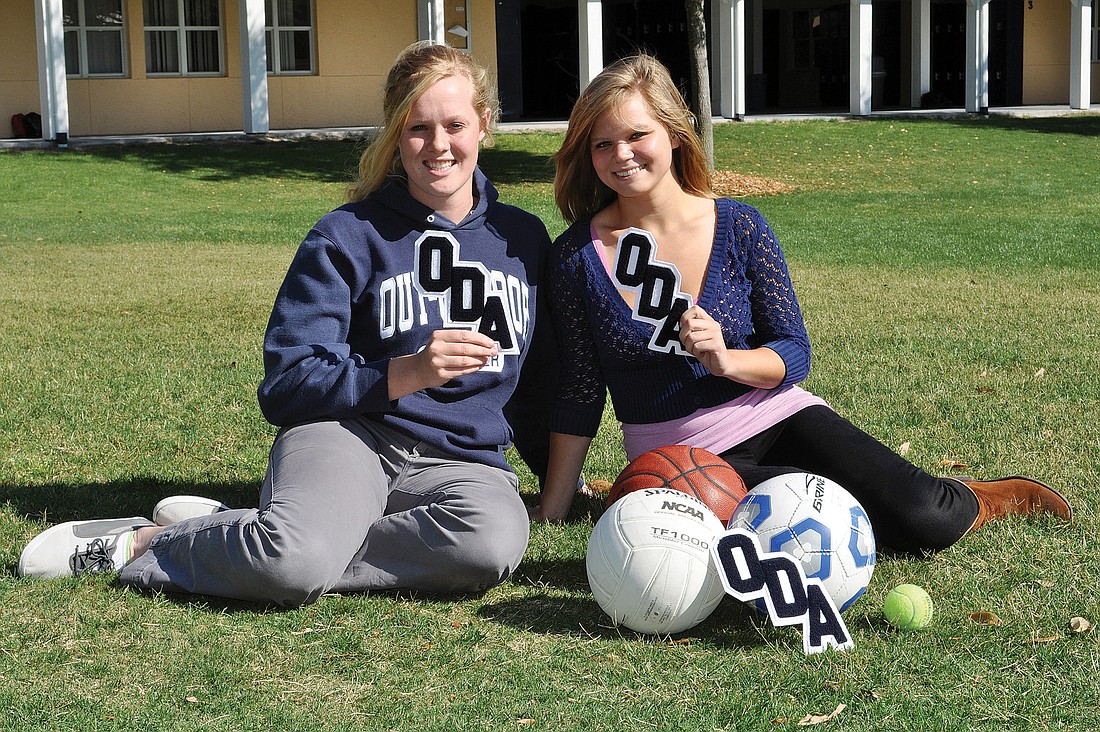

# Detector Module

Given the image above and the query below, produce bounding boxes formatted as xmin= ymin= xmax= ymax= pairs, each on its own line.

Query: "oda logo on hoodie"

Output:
xmin=374 ymin=231 xmax=528 ymax=372
xmin=612 ymin=228 xmax=693 ymax=358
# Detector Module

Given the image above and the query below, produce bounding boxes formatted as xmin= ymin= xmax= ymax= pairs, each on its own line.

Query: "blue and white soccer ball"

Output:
xmin=726 ymin=472 xmax=876 ymax=612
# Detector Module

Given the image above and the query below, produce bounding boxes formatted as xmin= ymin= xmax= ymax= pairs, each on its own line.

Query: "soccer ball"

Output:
xmin=586 ymin=488 xmax=727 ymax=635
xmin=726 ymin=472 xmax=876 ymax=612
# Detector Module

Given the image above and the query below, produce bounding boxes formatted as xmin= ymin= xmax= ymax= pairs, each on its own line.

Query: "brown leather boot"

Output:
xmin=957 ymin=476 xmax=1073 ymax=534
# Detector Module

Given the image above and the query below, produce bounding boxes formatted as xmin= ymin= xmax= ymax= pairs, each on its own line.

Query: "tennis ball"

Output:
xmin=883 ymin=584 xmax=933 ymax=630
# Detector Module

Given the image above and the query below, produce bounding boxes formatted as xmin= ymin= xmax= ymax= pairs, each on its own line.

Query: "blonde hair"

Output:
xmin=552 ymin=54 xmax=713 ymax=224
xmin=348 ymin=41 xmax=498 ymax=202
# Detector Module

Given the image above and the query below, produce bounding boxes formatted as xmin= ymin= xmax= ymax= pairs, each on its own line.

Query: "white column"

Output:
xmin=419 ymin=0 xmax=446 ymax=43
xmin=911 ymin=0 xmax=931 ymax=107
xmin=578 ymin=0 xmax=604 ymax=89
xmin=850 ymin=0 xmax=872 ymax=115
xmin=964 ymin=0 xmax=989 ymax=113
xmin=239 ymin=0 xmax=269 ymax=134
xmin=33 ymin=0 xmax=69 ymax=142
xmin=1069 ymin=0 xmax=1093 ymax=109
xmin=716 ymin=0 xmax=746 ymax=118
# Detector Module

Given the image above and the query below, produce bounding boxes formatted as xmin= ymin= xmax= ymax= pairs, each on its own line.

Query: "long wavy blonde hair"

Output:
xmin=552 ymin=54 xmax=713 ymax=224
xmin=347 ymin=41 xmax=498 ymax=203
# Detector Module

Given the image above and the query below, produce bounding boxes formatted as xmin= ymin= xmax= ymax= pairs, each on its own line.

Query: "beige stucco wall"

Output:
xmin=1 ymin=1 xmax=42 ymax=136
xmin=5 ymin=0 xmax=498 ymax=137
xmin=267 ymin=0 xmax=499 ymax=130
xmin=1021 ymin=0 xmax=1100 ymax=104
xmin=1023 ymin=0 xmax=1069 ymax=103
xmin=267 ymin=0 xmax=415 ymax=130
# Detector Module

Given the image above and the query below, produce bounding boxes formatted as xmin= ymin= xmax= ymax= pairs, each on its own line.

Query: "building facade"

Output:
xmin=3 ymin=0 xmax=1096 ymax=141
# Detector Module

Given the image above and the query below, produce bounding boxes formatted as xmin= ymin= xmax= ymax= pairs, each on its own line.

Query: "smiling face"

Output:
xmin=398 ymin=73 xmax=490 ymax=222
xmin=589 ymin=91 xmax=681 ymax=203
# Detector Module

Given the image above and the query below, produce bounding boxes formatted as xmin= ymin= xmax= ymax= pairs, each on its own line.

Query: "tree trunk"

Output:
xmin=685 ymin=0 xmax=714 ymax=170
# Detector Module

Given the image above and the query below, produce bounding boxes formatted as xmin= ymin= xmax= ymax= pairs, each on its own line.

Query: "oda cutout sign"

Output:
xmin=612 ymin=228 xmax=695 ymax=357
xmin=712 ymin=528 xmax=853 ymax=654
xmin=413 ymin=231 xmax=521 ymax=372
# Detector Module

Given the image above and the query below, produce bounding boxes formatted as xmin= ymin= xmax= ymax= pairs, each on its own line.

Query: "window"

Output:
xmin=265 ymin=0 xmax=314 ymax=74
xmin=63 ymin=0 xmax=126 ymax=77
xmin=444 ymin=0 xmax=469 ymax=52
xmin=144 ymin=0 xmax=223 ymax=75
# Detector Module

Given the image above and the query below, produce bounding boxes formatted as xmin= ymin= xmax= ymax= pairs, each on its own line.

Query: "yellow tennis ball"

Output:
xmin=883 ymin=584 xmax=933 ymax=630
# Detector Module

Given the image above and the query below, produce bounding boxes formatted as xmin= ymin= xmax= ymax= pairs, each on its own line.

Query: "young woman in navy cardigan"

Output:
xmin=529 ymin=55 xmax=1070 ymax=554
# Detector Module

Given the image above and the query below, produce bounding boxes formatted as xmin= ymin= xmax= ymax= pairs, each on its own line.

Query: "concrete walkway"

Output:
xmin=2 ymin=104 xmax=1096 ymax=150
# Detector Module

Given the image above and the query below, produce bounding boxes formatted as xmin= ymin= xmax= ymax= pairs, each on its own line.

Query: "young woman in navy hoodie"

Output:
xmin=20 ymin=42 xmax=552 ymax=606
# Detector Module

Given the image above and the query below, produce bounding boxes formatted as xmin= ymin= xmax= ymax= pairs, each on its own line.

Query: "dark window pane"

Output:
xmin=279 ymin=29 xmax=311 ymax=71
xmin=64 ymin=29 xmax=81 ymax=74
xmin=279 ymin=0 xmax=310 ymax=26
xmin=184 ymin=0 xmax=219 ymax=27
xmin=144 ymin=0 xmax=178 ymax=26
xmin=186 ymin=29 xmax=220 ymax=72
xmin=145 ymin=29 xmax=179 ymax=72
xmin=63 ymin=0 xmax=78 ymax=26
xmin=87 ymin=30 xmax=124 ymax=74
xmin=86 ymin=0 xmax=123 ymax=26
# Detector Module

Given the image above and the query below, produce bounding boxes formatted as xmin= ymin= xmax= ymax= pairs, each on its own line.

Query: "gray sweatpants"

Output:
xmin=119 ymin=419 xmax=530 ymax=607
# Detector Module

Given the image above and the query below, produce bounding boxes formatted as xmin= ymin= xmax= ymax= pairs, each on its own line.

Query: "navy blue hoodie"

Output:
xmin=258 ymin=168 xmax=550 ymax=471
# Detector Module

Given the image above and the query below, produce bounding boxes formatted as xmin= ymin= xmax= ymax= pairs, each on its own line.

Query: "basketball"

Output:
xmin=607 ymin=445 xmax=747 ymax=524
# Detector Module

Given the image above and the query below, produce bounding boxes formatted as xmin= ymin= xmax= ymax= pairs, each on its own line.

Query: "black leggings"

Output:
xmin=718 ymin=405 xmax=978 ymax=554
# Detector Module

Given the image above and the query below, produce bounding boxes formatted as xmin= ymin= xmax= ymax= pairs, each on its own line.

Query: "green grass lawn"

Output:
xmin=1 ymin=115 xmax=1098 ymax=730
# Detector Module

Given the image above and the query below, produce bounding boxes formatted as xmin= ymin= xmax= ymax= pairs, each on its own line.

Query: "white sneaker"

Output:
xmin=152 ymin=495 xmax=230 ymax=526
xmin=18 ymin=517 xmax=154 ymax=579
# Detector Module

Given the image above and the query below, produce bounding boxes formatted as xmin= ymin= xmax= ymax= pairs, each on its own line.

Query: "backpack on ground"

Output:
xmin=10 ymin=112 xmax=43 ymax=139
xmin=10 ymin=113 xmax=26 ymax=138
xmin=23 ymin=112 xmax=43 ymax=138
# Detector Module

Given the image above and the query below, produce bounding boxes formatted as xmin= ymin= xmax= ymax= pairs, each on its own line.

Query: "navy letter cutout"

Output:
xmin=412 ymin=231 xmax=519 ymax=356
xmin=612 ymin=228 xmax=694 ymax=357
xmin=711 ymin=528 xmax=853 ymax=654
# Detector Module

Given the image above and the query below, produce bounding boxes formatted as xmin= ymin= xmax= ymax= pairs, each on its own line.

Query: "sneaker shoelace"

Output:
xmin=68 ymin=536 xmax=118 ymax=576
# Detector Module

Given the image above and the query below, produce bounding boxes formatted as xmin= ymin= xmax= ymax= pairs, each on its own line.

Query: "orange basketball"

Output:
xmin=606 ymin=445 xmax=748 ymax=524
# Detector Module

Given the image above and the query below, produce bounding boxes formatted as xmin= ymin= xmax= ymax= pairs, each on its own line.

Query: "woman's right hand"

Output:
xmin=530 ymin=433 xmax=595 ymax=523
xmin=680 ymin=306 xmax=786 ymax=389
xmin=388 ymin=329 xmax=498 ymax=400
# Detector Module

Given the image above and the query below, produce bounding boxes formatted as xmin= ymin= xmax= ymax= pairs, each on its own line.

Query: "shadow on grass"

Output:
xmin=512 ymin=557 xmax=591 ymax=594
xmin=478 ymin=588 xmax=773 ymax=648
xmin=66 ymin=138 xmax=558 ymax=187
xmin=77 ymin=139 xmax=367 ymax=184
xmin=477 ymin=147 xmax=556 ymax=185
xmin=1 ymin=477 xmax=260 ymax=525
xmin=897 ymin=113 xmax=1100 ymax=137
